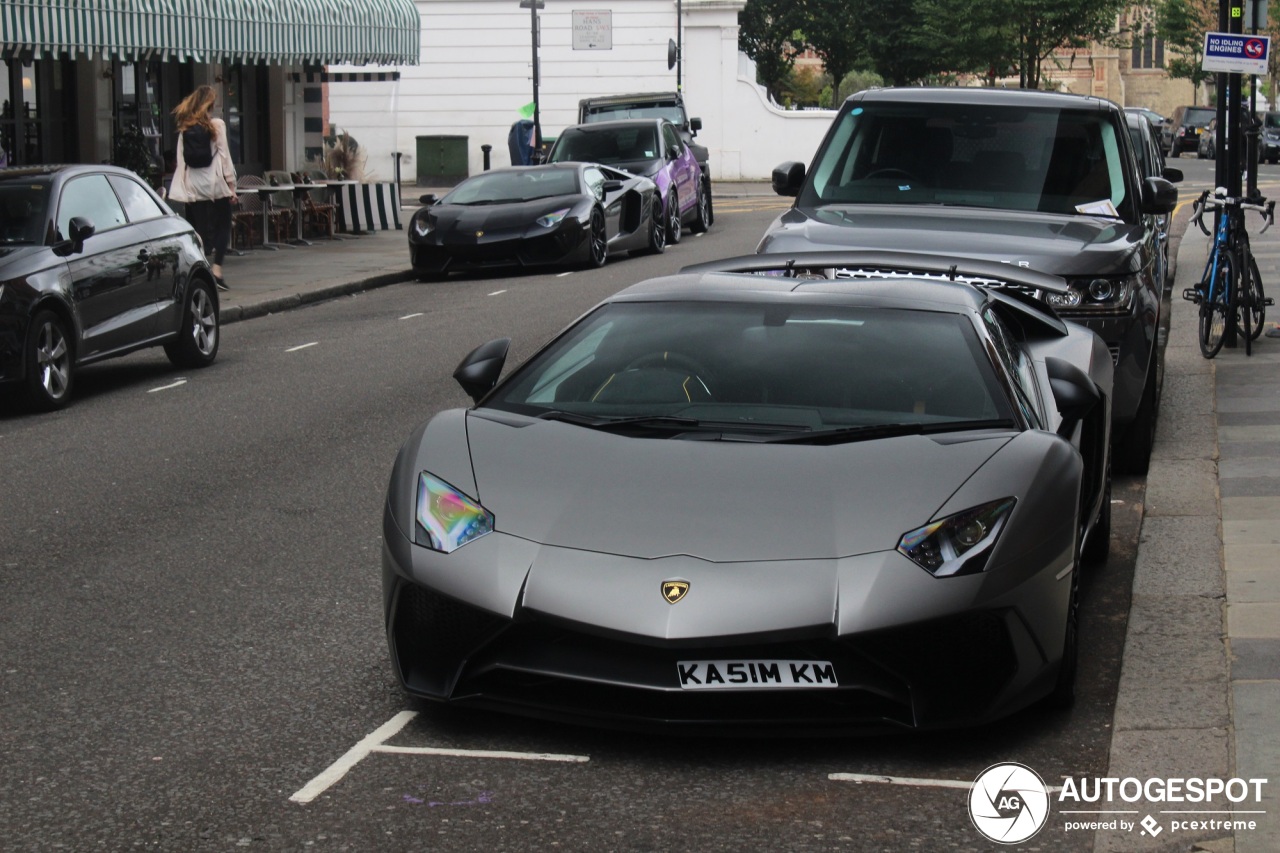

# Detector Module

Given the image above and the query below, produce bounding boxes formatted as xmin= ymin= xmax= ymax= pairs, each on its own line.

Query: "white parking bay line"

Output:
xmin=830 ymin=772 xmax=1062 ymax=792
xmin=148 ymin=379 xmax=187 ymax=393
xmin=375 ymin=745 xmax=590 ymax=763
xmin=556 ymin=272 xmax=573 ymax=278
xmin=290 ymin=711 xmax=417 ymax=804
xmin=286 ymin=342 xmax=319 ymax=353
xmin=400 ymin=312 xmax=424 ymax=320
xmin=489 ymin=289 xmax=507 ymax=296
xmin=289 ymin=711 xmax=590 ymax=804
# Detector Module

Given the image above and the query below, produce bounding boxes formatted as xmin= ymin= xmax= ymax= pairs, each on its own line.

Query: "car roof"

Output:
xmin=846 ymin=87 xmax=1119 ymax=113
xmin=0 ymin=163 xmax=140 ymax=182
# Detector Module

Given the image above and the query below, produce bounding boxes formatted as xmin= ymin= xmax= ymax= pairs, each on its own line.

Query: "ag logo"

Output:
xmin=661 ymin=580 xmax=689 ymax=604
xmin=969 ymin=762 xmax=1050 ymax=844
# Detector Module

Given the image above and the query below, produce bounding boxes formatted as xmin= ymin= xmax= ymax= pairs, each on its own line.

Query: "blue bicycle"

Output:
xmin=1186 ymin=189 xmax=1274 ymax=358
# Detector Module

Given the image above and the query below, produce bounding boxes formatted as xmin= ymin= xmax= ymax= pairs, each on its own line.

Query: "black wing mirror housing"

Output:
xmin=419 ymin=193 xmax=438 ymax=206
xmin=54 ymin=216 xmax=96 ymax=256
xmin=453 ymin=338 xmax=511 ymax=403
xmin=1141 ymin=176 xmax=1177 ymax=214
xmin=1162 ymin=166 xmax=1184 ymax=184
xmin=1046 ymin=356 xmax=1101 ymax=439
xmin=690 ymin=117 xmax=702 ymax=134
xmin=602 ymin=179 xmax=624 ymax=192
xmin=772 ymin=161 xmax=806 ymax=197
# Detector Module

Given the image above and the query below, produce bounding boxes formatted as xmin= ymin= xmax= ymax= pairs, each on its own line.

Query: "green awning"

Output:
xmin=1 ymin=0 xmax=420 ymax=65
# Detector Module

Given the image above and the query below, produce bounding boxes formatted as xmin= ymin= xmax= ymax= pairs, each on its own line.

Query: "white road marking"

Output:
xmin=285 ymin=342 xmax=319 ymax=352
xmin=556 ymin=272 xmax=573 ymax=278
xmin=400 ymin=312 xmax=424 ymax=320
xmin=375 ymin=745 xmax=589 ymax=763
xmin=289 ymin=711 xmax=589 ymax=804
xmin=829 ymin=772 xmax=1062 ymax=792
xmin=489 ymin=289 xmax=507 ymax=296
xmin=291 ymin=711 xmax=416 ymax=804
xmin=148 ymin=379 xmax=187 ymax=393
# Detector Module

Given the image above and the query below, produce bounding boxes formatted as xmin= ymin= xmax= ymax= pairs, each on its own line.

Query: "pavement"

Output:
xmin=215 ymin=180 xmax=1279 ymax=853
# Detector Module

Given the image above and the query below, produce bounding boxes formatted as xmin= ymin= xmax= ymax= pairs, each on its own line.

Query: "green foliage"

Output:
xmin=1155 ymin=0 xmax=1217 ymax=97
xmin=112 ymin=124 xmax=158 ymax=186
xmin=739 ymin=0 xmax=806 ymax=100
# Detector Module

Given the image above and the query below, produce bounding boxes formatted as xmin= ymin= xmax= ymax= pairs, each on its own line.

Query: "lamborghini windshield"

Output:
xmin=486 ymin=300 xmax=1015 ymax=434
xmin=799 ymin=101 xmax=1135 ymax=220
xmin=441 ymin=168 xmax=580 ymax=205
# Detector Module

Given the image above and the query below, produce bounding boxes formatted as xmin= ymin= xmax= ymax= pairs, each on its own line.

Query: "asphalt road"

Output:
xmin=2 ymin=197 xmax=1152 ymax=852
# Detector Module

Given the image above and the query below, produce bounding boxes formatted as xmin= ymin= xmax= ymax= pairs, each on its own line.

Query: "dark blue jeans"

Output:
xmin=184 ymin=196 xmax=232 ymax=266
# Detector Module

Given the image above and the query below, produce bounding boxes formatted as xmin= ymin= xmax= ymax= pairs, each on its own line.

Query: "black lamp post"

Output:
xmin=520 ymin=0 xmax=545 ymax=153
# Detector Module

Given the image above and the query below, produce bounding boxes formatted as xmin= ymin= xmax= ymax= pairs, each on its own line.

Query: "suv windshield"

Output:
xmin=1181 ymin=107 xmax=1215 ymax=127
xmin=550 ymin=125 xmax=661 ymax=167
xmin=584 ymin=103 xmax=684 ymax=125
xmin=797 ymin=102 xmax=1132 ymax=219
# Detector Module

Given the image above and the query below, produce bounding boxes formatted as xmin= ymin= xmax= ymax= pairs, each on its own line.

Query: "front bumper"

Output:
xmin=409 ymin=220 xmax=590 ymax=275
xmin=381 ymin=515 xmax=1074 ymax=733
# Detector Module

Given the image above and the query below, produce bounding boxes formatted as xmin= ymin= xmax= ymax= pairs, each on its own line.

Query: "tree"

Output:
xmin=1155 ymin=0 xmax=1217 ymax=101
xmin=1003 ymin=0 xmax=1132 ymax=89
xmin=738 ymin=0 xmax=806 ymax=100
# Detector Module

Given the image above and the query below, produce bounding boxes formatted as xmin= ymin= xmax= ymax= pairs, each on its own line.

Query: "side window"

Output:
xmin=56 ymin=174 xmax=127 ymax=240
xmin=108 ymin=174 xmax=167 ymax=223
xmin=662 ymin=124 xmax=681 ymax=156
xmin=982 ymin=308 xmax=1045 ymax=429
xmin=583 ymin=166 xmax=605 ymax=200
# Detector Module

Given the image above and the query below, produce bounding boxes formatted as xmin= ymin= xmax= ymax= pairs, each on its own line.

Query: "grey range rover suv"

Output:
xmin=762 ymin=87 xmax=1177 ymax=474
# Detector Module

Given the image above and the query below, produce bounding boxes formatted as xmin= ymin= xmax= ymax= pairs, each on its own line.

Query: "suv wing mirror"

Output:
xmin=772 ymin=161 xmax=806 ymax=197
xmin=1141 ymin=176 xmax=1177 ymax=215
xmin=689 ymin=117 xmax=702 ymax=134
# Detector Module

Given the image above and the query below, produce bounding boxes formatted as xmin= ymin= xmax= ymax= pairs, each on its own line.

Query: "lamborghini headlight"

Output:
xmin=897 ymin=497 xmax=1016 ymax=577
xmin=536 ymin=208 xmax=571 ymax=228
xmin=415 ymin=473 xmax=494 ymax=553
xmin=412 ymin=212 xmax=434 ymax=237
xmin=1046 ymin=276 xmax=1136 ymax=314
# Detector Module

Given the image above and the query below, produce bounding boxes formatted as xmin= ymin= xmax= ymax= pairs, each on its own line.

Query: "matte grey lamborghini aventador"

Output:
xmin=381 ymin=251 xmax=1114 ymax=733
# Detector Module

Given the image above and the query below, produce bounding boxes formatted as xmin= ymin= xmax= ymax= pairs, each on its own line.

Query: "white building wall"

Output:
xmin=328 ymin=0 xmax=835 ymax=183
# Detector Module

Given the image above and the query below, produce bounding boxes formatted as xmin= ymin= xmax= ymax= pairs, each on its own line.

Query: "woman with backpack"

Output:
xmin=170 ymin=84 xmax=237 ymax=290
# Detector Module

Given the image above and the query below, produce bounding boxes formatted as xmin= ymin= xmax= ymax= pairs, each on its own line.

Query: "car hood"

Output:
xmin=428 ymin=195 xmax=584 ymax=232
xmin=759 ymin=205 xmax=1144 ymax=277
xmin=464 ymin=412 xmax=1011 ymax=561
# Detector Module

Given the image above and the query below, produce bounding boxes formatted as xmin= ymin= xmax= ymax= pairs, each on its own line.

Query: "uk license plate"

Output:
xmin=676 ymin=659 xmax=838 ymax=690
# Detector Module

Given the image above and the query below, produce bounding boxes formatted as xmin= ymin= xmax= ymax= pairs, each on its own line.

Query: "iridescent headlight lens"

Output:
xmin=897 ymin=498 xmax=1017 ymax=577
xmin=415 ymin=473 xmax=494 ymax=553
xmin=536 ymin=208 xmax=571 ymax=228
xmin=412 ymin=213 xmax=433 ymax=237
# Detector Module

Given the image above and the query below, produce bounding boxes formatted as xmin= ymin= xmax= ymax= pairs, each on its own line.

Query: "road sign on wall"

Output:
xmin=1202 ymin=31 xmax=1271 ymax=75
xmin=572 ymin=10 xmax=612 ymax=50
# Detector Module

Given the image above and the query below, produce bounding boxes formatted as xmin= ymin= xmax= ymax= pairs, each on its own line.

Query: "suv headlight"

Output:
xmin=1046 ymin=276 xmax=1137 ymax=315
xmin=897 ymin=498 xmax=1017 ymax=577
xmin=415 ymin=473 xmax=494 ymax=553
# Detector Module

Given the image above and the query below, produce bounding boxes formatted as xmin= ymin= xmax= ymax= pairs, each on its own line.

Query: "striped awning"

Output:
xmin=0 ymin=0 xmax=420 ymax=66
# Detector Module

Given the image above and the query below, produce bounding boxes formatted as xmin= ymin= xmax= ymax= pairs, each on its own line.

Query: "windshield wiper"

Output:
xmin=753 ymin=418 xmax=1016 ymax=445
xmin=536 ymin=410 xmax=813 ymax=435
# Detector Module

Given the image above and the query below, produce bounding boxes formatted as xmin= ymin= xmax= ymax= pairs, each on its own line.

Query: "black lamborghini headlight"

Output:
xmin=415 ymin=473 xmax=494 ymax=553
xmin=1046 ymin=276 xmax=1137 ymax=315
xmin=411 ymin=210 xmax=434 ymax=237
xmin=897 ymin=498 xmax=1016 ymax=577
xmin=536 ymin=208 xmax=571 ymax=228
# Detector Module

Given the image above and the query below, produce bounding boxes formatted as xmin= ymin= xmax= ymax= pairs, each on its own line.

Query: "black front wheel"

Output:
xmin=1199 ymin=254 xmax=1232 ymax=359
xmin=582 ymin=208 xmax=607 ymax=269
xmin=644 ymin=196 xmax=666 ymax=255
xmin=665 ymin=190 xmax=682 ymax=245
xmin=690 ymin=179 xmax=710 ymax=234
xmin=164 ymin=279 xmax=220 ymax=368
xmin=25 ymin=310 xmax=74 ymax=411
xmin=1244 ymin=253 xmax=1266 ymax=341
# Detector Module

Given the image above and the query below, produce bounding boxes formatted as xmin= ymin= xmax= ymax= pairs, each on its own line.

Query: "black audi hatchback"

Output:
xmin=762 ymin=88 xmax=1177 ymax=475
xmin=0 ymin=164 xmax=219 ymax=410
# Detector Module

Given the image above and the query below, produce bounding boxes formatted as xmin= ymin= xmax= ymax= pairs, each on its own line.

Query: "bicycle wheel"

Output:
xmin=1199 ymin=252 xmax=1232 ymax=358
xmin=1245 ymin=252 xmax=1266 ymax=341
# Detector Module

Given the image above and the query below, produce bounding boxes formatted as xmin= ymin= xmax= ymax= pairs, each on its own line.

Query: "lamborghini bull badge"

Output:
xmin=662 ymin=580 xmax=690 ymax=604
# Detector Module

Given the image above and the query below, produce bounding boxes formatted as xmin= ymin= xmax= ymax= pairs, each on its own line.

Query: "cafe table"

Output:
xmin=236 ymin=184 xmax=296 ymax=251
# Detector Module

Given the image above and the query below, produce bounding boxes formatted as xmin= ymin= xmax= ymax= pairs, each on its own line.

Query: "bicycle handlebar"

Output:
xmin=1192 ymin=189 xmax=1275 ymax=235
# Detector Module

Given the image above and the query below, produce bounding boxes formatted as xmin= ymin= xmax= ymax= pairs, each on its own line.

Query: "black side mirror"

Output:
xmin=453 ymin=338 xmax=511 ymax=403
xmin=602 ymin=179 xmax=624 ymax=192
xmin=419 ymin=194 xmax=438 ymax=206
xmin=1046 ymin=356 xmax=1100 ymax=439
xmin=1162 ymin=166 xmax=1184 ymax=184
xmin=689 ymin=117 xmax=702 ymax=134
xmin=772 ymin=161 xmax=806 ymax=197
xmin=1141 ymin=176 xmax=1178 ymax=214
xmin=64 ymin=216 xmax=95 ymax=255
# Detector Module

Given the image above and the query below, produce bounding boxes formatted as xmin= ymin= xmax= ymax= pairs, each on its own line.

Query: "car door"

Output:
xmin=662 ymin=122 xmax=696 ymax=215
xmin=108 ymin=173 xmax=185 ymax=321
xmin=55 ymin=173 xmax=157 ymax=359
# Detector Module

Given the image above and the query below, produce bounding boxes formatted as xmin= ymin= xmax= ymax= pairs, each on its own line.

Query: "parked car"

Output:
xmin=1258 ymin=111 xmax=1280 ymax=164
xmin=547 ymin=118 xmax=709 ymax=243
xmin=1127 ymin=109 xmax=1183 ymax=287
xmin=1124 ymin=106 xmax=1171 ymax=154
xmin=0 ymin=164 xmax=219 ymax=410
xmin=407 ymin=163 xmax=665 ymax=280
xmin=578 ymin=92 xmax=712 ymax=225
xmin=763 ymin=87 xmax=1176 ymax=475
xmin=1170 ymin=105 xmax=1216 ymax=155
xmin=1197 ymin=118 xmax=1219 ymax=159
xmin=382 ymin=253 xmax=1114 ymax=731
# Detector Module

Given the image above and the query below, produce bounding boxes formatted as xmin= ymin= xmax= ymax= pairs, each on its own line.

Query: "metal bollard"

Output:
xmin=481 ymin=144 xmax=493 ymax=171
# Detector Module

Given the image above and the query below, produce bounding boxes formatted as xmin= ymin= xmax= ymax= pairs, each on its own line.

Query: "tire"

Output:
xmin=25 ymin=309 xmax=74 ymax=411
xmin=690 ymin=179 xmax=710 ymax=234
xmin=665 ymin=190 xmax=682 ymax=245
xmin=164 ymin=278 xmax=220 ymax=368
xmin=582 ymin=207 xmax=607 ymax=269
xmin=1199 ymin=254 xmax=1232 ymax=359
xmin=1244 ymin=253 xmax=1265 ymax=341
xmin=1114 ymin=356 xmax=1158 ymax=476
xmin=644 ymin=195 xmax=666 ymax=254
xmin=1080 ymin=475 xmax=1111 ymax=565
xmin=1046 ymin=558 xmax=1080 ymax=709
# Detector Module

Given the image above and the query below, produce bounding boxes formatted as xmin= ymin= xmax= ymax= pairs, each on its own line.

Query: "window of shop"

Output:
xmin=0 ymin=57 xmax=77 ymax=167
